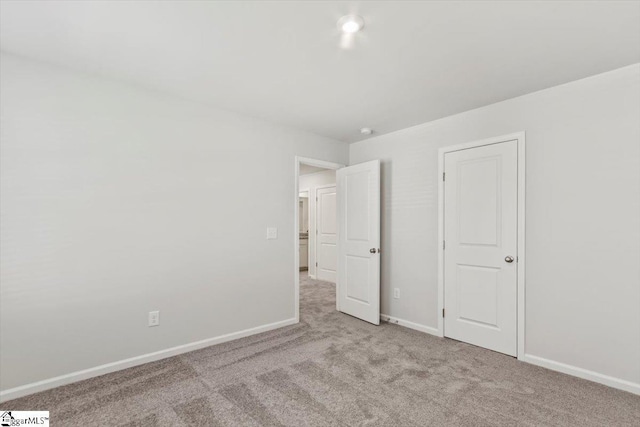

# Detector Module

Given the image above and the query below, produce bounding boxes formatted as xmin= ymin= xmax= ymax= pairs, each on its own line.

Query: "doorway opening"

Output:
xmin=294 ymin=157 xmax=343 ymax=323
xmin=294 ymin=156 xmax=382 ymax=326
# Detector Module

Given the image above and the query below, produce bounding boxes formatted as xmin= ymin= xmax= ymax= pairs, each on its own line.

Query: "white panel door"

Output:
xmin=316 ymin=186 xmax=337 ymax=283
xmin=337 ymin=160 xmax=380 ymax=325
xmin=444 ymin=140 xmax=518 ymax=356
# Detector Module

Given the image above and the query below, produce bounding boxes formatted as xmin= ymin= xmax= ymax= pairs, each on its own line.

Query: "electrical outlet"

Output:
xmin=148 ymin=311 xmax=160 ymax=327
xmin=393 ymin=288 xmax=400 ymax=299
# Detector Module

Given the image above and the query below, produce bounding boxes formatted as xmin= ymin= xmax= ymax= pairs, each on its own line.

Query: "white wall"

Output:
xmin=0 ymin=53 xmax=348 ymax=393
xmin=2 ymin=51 xmax=638 ymax=397
xmin=350 ymin=64 xmax=640 ymax=391
xmin=298 ymin=169 xmax=336 ymax=279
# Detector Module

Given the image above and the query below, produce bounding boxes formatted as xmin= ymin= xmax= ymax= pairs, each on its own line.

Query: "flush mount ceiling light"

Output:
xmin=360 ymin=128 xmax=373 ymax=135
xmin=337 ymin=15 xmax=364 ymax=34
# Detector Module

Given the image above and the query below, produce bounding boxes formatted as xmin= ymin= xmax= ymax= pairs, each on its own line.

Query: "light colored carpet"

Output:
xmin=4 ymin=272 xmax=639 ymax=426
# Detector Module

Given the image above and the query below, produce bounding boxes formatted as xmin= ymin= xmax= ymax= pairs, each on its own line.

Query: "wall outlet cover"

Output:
xmin=266 ymin=227 xmax=278 ymax=239
xmin=148 ymin=311 xmax=160 ymax=327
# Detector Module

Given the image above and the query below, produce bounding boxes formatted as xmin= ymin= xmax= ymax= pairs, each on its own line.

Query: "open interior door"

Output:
xmin=336 ymin=160 xmax=380 ymax=325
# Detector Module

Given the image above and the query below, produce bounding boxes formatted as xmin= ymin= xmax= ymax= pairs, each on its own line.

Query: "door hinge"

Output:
xmin=443 ymin=240 xmax=445 ymax=250
xmin=315 ymin=262 xmax=318 ymax=267
xmin=442 ymin=308 xmax=445 ymax=318
xmin=443 ymin=172 xmax=445 ymax=181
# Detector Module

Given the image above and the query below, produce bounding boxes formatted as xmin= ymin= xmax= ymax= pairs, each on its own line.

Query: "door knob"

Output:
xmin=505 ymin=256 xmax=514 ymax=263
xmin=370 ymin=248 xmax=377 ymax=254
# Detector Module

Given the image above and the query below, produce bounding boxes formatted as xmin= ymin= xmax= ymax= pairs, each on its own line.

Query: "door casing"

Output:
xmin=437 ymin=132 xmax=526 ymax=359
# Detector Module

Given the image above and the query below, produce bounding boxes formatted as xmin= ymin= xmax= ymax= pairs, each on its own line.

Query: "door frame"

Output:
xmin=315 ymin=184 xmax=337 ymax=283
xmin=437 ymin=132 xmax=526 ymax=359
xmin=294 ymin=156 xmax=344 ymax=322
xmin=298 ymin=189 xmax=310 ymax=272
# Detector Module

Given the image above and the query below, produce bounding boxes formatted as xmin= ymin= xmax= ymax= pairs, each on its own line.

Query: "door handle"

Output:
xmin=370 ymin=248 xmax=380 ymax=254
xmin=505 ymin=256 xmax=514 ymax=263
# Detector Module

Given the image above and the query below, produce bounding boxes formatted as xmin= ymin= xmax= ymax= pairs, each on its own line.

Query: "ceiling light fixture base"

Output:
xmin=337 ymin=15 xmax=364 ymax=34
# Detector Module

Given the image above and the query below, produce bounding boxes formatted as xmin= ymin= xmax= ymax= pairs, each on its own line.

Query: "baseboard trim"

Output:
xmin=522 ymin=354 xmax=640 ymax=395
xmin=4 ymin=319 xmax=636 ymax=402
xmin=0 ymin=317 xmax=298 ymax=403
xmin=380 ymin=314 xmax=442 ymax=337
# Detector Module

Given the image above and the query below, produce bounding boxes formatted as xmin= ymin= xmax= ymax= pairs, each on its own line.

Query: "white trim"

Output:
xmin=516 ymin=134 xmax=526 ymax=359
xmin=0 ymin=317 xmax=297 ymax=403
xmin=437 ymin=132 xmax=526 ymax=355
xmin=294 ymin=156 xmax=344 ymax=323
xmin=380 ymin=314 xmax=440 ymax=337
xmin=437 ymin=152 xmax=445 ymax=337
xmin=297 ymin=156 xmax=345 ymax=170
xmin=522 ymin=354 xmax=640 ymax=396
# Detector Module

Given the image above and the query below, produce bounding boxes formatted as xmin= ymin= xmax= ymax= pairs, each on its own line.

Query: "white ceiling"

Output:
xmin=1 ymin=1 xmax=639 ymax=143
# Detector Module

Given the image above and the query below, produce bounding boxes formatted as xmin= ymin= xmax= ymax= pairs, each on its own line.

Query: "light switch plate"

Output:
xmin=266 ymin=227 xmax=278 ymax=239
